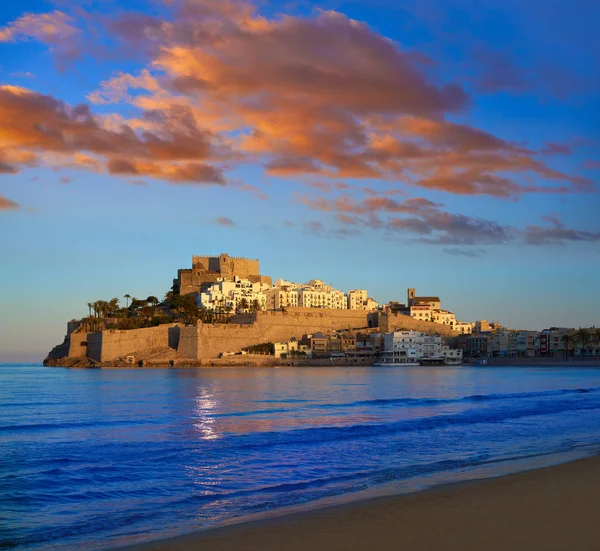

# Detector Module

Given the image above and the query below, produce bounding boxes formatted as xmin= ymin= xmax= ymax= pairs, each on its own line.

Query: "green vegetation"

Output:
xmin=243 ymin=343 xmax=275 ymax=355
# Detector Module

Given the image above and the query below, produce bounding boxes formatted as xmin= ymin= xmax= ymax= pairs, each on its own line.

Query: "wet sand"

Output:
xmin=118 ymin=454 xmax=600 ymax=551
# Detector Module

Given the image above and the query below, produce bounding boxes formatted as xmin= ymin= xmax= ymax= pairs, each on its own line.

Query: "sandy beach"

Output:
xmin=118 ymin=454 xmax=600 ymax=551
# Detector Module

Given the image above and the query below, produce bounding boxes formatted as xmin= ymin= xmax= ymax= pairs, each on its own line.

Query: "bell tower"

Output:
xmin=408 ymin=288 xmax=416 ymax=306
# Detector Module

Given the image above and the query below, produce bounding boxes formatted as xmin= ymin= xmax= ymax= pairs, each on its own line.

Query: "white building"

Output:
xmin=265 ymin=279 xmax=300 ymax=310
xmin=441 ymin=346 xmax=463 ymax=364
xmin=410 ymin=304 xmax=432 ymax=321
xmin=298 ymin=279 xmax=346 ymax=309
xmin=348 ymin=290 xmax=379 ymax=310
xmin=348 ymin=289 xmax=367 ymax=309
xmin=197 ymin=277 xmax=268 ymax=312
xmin=454 ymin=321 xmax=473 ymax=334
xmin=381 ymin=331 xmax=442 ymax=364
xmin=274 ymin=340 xmax=299 ymax=358
xmin=431 ymin=309 xmax=456 ymax=328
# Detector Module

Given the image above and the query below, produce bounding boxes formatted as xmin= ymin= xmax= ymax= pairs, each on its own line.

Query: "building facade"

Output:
xmin=381 ymin=331 xmax=443 ymax=364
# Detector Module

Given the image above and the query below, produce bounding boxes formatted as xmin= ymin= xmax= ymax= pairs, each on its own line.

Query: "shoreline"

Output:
xmin=115 ymin=452 xmax=600 ymax=551
xmin=43 ymin=356 xmax=600 ymax=369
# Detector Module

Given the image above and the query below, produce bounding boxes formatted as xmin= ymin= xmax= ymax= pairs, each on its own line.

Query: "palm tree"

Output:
xmin=593 ymin=327 xmax=600 ymax=356
xmin=108 ymin=298 xmax=120 ymax=317
xmin=238 ymin=298 xmax=249 ymax=313
xmin=575 ymin=327 xmax=590 ymax=356
xmin=561 ymin=332 xmax=573 ymax=359
xmin=87 ymin=302 xmax=93 ymax=317
xmin=124 ymin=294 xmax=131 ymax=308
xmin=93 ymin=300 xmax=102 ymax=318
xmin=251 ymin=299 xmax=261 ymax=312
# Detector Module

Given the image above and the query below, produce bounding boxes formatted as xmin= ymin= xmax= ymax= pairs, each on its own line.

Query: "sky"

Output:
xmin=0 ymin=0 xmax=599 ymax=362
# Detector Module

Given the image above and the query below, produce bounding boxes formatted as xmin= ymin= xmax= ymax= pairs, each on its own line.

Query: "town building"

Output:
xmin=298 ymin=280 xmax=347 ymax=309
xmin=441 ymin=346 xmax=463 ymax=364
xmin=197 ymin=277 xmax=268 ymax=312
xmin=431 ymin=309 xmax=456 ymax=328
xmin=347 ymin=290 xmax=379 ymax=310
xmin=264 ymin=279 xmax=300 ymax=310
xmin=454 ymin=322 xmax=473 ymax=334
xmin=407 ymin=288 xmax=441 ymax=309
xmin=381 ymin=331 xmax=443 ymax=364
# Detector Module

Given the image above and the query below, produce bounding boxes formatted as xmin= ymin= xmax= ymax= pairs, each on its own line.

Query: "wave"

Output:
xmin=0 ymin=418 xmax=161 ymax=433
xmin=334 ymin=386 xmax=599 ymax=409
xmin=237 ymin=392 xmax=600 ymax=449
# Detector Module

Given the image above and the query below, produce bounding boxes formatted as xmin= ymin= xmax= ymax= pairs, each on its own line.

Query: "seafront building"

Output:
xmin=380 ymin=331 xmax=443 ymax=364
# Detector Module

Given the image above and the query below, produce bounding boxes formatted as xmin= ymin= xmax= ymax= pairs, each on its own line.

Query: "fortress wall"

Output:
xmin=179 ymin=308 xmax=372 ymax=360
xmin=87 ymin=324 xmax=181 ymax=362
xmin=68 ymin=332 xmax=90 ymax=359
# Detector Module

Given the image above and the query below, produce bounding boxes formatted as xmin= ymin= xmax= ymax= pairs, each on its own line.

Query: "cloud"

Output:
xmin=0 ymin=195 xmax=19 ymax=210
xmin=0 ymin=85 xmax=225 ymax=184
xmin=215 ymin=216 xmax=236 ymax=226
xmin=0 ymin=10 xmax=81 ymax=61
xmin=299 ymin=188 xmax=600 ymax=248
xmin=540 ymin=142 xmax=572 ymax=155
xmin=10 ymin=71 xmax=35 ymax=79
xmin=0 ymin=0 xmax=591 ymax=199
xmin=78 ymin=0 xmax=587 ymax=198
xmin=472 ymin=49 xmax=528 ymax=94
xmin=524 ymin=215 xmax=600 ymax=245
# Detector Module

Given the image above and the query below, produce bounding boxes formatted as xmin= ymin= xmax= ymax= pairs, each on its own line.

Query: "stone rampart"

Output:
xmin=68 ymin=331 xmax=90 ymax=359
xmin=179 ymin=308 xmax=373 ymax=360
xmin=87 ymin=324 xmax=181 ymax=362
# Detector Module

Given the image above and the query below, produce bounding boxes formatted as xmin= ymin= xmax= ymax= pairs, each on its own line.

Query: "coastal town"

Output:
xmin=46 ymin=254 xmax=600 ymax=367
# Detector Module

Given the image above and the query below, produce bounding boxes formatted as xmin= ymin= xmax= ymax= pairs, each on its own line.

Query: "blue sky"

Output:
xmin=0 ymin=0 xmax=599 ymax=361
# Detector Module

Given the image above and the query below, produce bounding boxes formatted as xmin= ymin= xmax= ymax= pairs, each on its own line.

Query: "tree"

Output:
xmin=238 ymin=298 xmax=249 ymax=313
xmin=147 ymin=296 xmax=159 ymax=306
xmin=92 ymin=300 xmax=102 ymax=318
xmin=251 ymin=299 xmax=261 ymax=313
xmin=124 ymin=294 xmax=131 ymax=308
xmin=593 ymin=327 xmax=600 ymax=355
xmin=87 ymin=302 xmax=93 ymax=317
xmin=108 ymin=298 xmax=120 ymax=317
xmin=561 ymin=332 xmax=573 ymax=358
xmin=574 ymin=327 xmax=590 ymax=355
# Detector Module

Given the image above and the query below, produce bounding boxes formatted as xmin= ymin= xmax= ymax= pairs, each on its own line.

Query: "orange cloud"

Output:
xmin=0 ymin=195 xmax=19 ymax=210
xmin=0 ymin=85 xmax=225 ymax=184
xmin=0 ymin=0 xmax=592 ymax=198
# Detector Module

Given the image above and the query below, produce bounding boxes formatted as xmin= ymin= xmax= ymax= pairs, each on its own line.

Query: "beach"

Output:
xmin=120 ymin=454 xmax=600 ymax=551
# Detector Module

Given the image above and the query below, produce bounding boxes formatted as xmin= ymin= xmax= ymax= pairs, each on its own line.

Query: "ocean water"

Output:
xmin=3 ymin=365 xmax=600 ymax=550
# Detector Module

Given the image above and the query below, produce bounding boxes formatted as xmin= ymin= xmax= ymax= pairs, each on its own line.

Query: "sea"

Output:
xmin=2 ymin=364 xmax=600 ymax=551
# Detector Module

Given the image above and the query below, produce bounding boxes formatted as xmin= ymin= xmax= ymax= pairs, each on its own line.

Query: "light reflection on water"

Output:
xmin=2 ymin=365 xmax=600 ymax=551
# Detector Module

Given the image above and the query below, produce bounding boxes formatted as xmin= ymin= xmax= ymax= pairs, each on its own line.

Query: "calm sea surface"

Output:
xmin=3 ymin=364 xmax=600 ymax=550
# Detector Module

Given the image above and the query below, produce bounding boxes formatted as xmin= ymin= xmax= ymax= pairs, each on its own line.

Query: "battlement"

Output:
xmin=177 ymin=253 xmax=271 ymax=295
xmin=193 ymin=254 xmax=259 ymax=261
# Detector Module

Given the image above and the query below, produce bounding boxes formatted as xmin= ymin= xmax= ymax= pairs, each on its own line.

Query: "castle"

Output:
xmin=174 ymin=254 xmax=272 ymax=296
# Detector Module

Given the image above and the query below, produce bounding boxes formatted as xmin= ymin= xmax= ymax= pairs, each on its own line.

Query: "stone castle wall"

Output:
xmin=192 ymin=255 xmax=260 ymax=280
xmin=180 ymin=308 xmax=373 ymax=361
xmin=68 ymin=331 xmax=90 ymax=359
xmin=87 ymin=324 xmax=181 ymax=363
xmin=65 ymin=309 xmax=457 ymax=364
